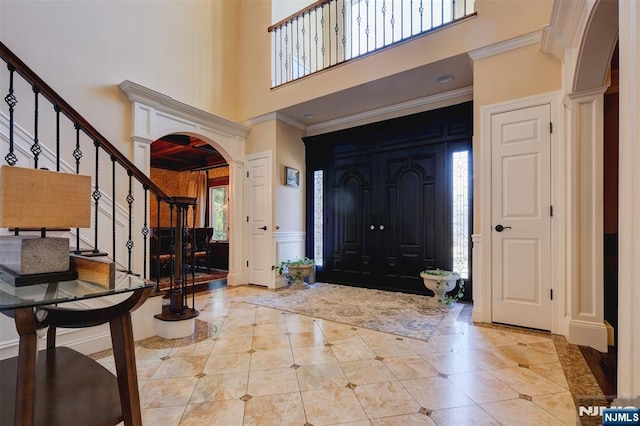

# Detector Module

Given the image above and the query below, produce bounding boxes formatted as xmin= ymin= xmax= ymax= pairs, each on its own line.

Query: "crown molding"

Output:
xmin=541 ymin=0 xmax=589 ymax=61
xmin=243 ymin=112 xmax=306 ymax=130
xmin=119 ymin=80 xmax=251 ymax=138
xmin=305 ymin=86 xmax=473 ymax=135
xmin=468 ymin=31 xmax=541 ymax=61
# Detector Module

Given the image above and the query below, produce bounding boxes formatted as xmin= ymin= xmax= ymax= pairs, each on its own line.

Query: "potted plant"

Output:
xmin=419 ymin=268 xmax=465 ymax=307
xmin=272 ymin=257 xmax=315 ymax=289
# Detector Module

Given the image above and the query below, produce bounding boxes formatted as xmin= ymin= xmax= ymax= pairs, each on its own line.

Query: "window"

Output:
xmin=209 ymin=186 xmax=228 ymax=241
xmin=452 ymin=150 xmax=469 ymax=279
xmin=313 ymin=170 xmax=324 ymax=266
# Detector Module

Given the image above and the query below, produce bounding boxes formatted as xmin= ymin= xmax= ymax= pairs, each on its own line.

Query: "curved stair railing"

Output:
xmin=0 ymin=41 xmax=198 ymax=318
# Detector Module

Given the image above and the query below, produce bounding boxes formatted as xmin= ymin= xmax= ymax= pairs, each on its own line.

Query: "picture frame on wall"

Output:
xmin=284 ymin=166 xmax=300 ymax=187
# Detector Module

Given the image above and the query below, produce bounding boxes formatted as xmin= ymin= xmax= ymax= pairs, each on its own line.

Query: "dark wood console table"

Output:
xmin=0 ymin=274 xmax=154 ymax=426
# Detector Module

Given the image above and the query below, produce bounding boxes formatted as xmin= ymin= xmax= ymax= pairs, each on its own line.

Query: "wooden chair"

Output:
xmin=187 ymin=227 xmax=213 ymax=272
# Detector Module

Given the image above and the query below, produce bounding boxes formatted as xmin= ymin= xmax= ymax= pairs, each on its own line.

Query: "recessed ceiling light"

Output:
xmin=437 ymin=74 xmax=455 ymax=84
xmin=303 ymin=113 xmax=315 ymax=119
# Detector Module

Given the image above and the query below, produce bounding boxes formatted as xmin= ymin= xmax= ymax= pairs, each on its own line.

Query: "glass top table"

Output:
xmin=0 ymin=271 xmax=154 ymax=425
xmin=0 ymin=271 xmax=153 ymax=310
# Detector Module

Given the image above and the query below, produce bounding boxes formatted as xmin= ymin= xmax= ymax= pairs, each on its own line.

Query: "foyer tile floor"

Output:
xmin=94 ymin=284 xmax=608 ymax=425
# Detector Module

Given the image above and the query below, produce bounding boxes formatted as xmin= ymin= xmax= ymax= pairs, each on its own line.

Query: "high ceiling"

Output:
xmin=151 ymin=135 xmax=226 ymax=172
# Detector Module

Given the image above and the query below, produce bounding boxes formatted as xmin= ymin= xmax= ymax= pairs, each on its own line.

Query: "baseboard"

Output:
xmin=568 ymin=319 xmax=609 ymax=352
xmin=472 ymin=306 xmax=486 ymax=323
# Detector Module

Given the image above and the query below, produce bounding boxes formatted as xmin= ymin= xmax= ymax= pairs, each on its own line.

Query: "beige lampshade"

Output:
xmin=0 ymin=165 xmax=92 ymax=229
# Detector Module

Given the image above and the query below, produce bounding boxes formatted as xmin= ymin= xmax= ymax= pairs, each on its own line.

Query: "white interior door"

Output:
xmin=247 ymin=154 xmax=273 ymax=286
xmin=491 ymin=104 xmax=552 ymax=330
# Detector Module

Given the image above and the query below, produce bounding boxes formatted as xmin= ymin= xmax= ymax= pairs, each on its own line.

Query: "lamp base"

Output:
xmin=0 ymin=236 xmax=70 ymax=275
xmin=0 ymin=264 xmax=78 ymax=287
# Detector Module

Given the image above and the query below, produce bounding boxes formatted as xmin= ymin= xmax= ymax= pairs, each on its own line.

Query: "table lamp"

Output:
xmin=0 ymin=165 xmax=91 ymax=286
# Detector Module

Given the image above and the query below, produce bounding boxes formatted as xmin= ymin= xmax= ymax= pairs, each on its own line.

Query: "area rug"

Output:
xmin=245 ymin=283 xmax=451 ymax=341
xmin=153 ymin=269 xmax=227 ymax=291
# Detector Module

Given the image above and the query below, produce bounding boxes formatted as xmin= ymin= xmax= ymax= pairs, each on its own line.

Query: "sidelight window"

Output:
xmin=452 ymin=150 xmax=469 ymax=279
xmin=313 ymin=170 xmax=324 ymax=266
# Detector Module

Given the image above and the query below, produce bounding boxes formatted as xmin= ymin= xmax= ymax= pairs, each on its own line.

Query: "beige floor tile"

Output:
xmin=341 ymin=359 xmax=397 ymax=385
xmin=481 ymin=398 xmax=567 ymax=425
xmin=428 ymin=405 xmax=501 ymax=426
xmin=401 ymin=376 xmax=476 ymax=410
xmin=331 ymin=341 xmax=377 ymax=362
xmin=292 ymin=345 xmax=338 ymax=365
xmin=253 ymin=321 xmax=288 ymax=336
xmin=457 ymin=347 xmax=519 ymax=371
xmin=217 ymin=324 xmax=255 ymax=337
xmin=189 ymin=371 xmax=249 ymax=403
xmin=486 ymin=366 xmax=568 ymax=396
xmin=323 ymin=328 xmax=366 ymax=344
xmin=252 ymin=333 xmax=291 ymax=350
xmin=496 ymin=342 xmax=559 ymax=366
xmin=249 ymin=348 xmax=294 ymax=371
xmin=169 ymin=340 xmax=215 ymax=357
xmin=421 ymin=350 xmax=480 ymax=375
xmin=533 ymin=391 xmax=577 ymax=425
xmin=301 ymin=387 xmax=369 ymax=425
xmin=212 ymin=335 xmax=254 ymax=354
xmin=285 ymin=315 xmax=320 ymax=333
xmin=354 ymin=381 xmax=422 ymax=418
xmin=140 ymin=377 xmax=199 ymax=409
xmin=296 ymin=362 xmax=349 ymax=391
xmin=383 ymin=355 xmax=439 ymax=380
xmin=288 ymin=330 xmax=328 ymax=348
xmin=247 ymin=366 xmax=300 ymax=396
xmin=244 ymin=392 xmax=306 ymax=426
xmin=150 ymin=355 xmax=208 ymax=380
xmin=136 ymin=358 xmax=163 ymax=381
xmin=529 ymin=362 xmax=570 ymax=389
xmin=142 ymin=406 xmax=186 ymax=426
xmin=447 ymin=370 xmax=520 ymax=403
xmin=367 ymin=339 xmax=419 ymax=358
xmin=179 ymin=399 xmax=245 ymax=426
xmin=204 ymin=352 xmax=251 ymax=374
xmin=370 ymin=413 xmax=436 ymax=425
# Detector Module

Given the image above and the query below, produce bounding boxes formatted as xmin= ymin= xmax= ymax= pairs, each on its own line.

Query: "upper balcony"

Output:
xmin=270 ymin=0 xmax=476 ymax=87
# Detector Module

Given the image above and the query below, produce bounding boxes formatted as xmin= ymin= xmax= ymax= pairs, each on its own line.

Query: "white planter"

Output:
xmin=420 ymin=270 xmax=461 ymax=306
xmin=286 ymin=263 xmax=314 ymax=289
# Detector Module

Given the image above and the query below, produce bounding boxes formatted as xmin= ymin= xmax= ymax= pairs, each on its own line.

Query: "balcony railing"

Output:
xmin=269 ymin=0 xmax=476 ymax=87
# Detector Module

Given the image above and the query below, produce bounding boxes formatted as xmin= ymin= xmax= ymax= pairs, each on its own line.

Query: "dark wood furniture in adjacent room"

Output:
xmin=0 ymin=274 xmax=154 ymax=426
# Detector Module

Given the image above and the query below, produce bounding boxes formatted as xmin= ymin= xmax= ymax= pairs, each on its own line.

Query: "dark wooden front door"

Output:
xmin=305 ymin=102 xmax=472 ymax=295
xmin=325 ymin=143 xmax=449 ymax=293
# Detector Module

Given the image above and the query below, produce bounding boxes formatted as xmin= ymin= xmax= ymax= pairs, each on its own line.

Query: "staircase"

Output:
xmin=0 ymin=41 xmax=201 ymax=349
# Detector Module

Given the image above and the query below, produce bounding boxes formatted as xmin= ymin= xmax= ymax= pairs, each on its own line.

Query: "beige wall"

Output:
xmin=237 ymin=0 xmax=553 ymax=122
xmin=0 ymin=0 xmax=239 ymax=158
xmin=471 ymin=43 xmax=561 ymax=230
xmin=275 ymin=120 xmax=305 ymax=232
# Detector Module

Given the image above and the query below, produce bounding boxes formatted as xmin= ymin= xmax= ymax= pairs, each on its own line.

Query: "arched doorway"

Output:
xmin=119 ymin=80 xmax=250 ymax=286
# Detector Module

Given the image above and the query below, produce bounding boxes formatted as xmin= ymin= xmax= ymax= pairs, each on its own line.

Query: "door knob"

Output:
xmin=370 ymin=225 xmax=375 ymax=231
xmin=379 ymin=224 xmax=385 ymax=231
xmin=495 ymin=224 xmax=512 ymax=232
xmin=258 ymin=226 xmax=267 ymax=230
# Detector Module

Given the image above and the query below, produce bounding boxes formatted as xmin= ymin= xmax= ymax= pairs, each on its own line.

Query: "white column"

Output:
xmin=616 ymin=0 xmax=640 ymax=403
xmin=565 ymin=89 xmax=608 ymax=352
xmin=226 ymin=159 xmax=245 ymax=286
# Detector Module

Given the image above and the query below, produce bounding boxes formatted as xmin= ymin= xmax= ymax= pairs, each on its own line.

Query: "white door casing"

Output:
xmin=491 ymin=104 xmax=552 ymax=330
xmin=246 ymin=152 xmax=273 ymax=286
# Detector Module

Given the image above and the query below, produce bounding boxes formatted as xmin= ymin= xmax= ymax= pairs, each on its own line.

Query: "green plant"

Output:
xmin=272 ymin=257 xmax=315 ymax=284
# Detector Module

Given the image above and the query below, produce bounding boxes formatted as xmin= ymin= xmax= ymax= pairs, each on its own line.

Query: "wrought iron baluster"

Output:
xmin=126 ymin=171 xmax=134 ymax=274
xmin=4 ymin=64 xmax=18 ymax=166
xmin=54 ymin=105 xmax=61 ymax=171
xmin=190 ymin=203 xmax=196 ymax=311
xmin=284 ymin=23 xmax=289 ymax=81
xmin=92 ymin=140 xmax=101 ymax=253
xmin=365 ymin=0 xmax=370 ymax=52
xmin=341 ymin=0 xmax=346 ymax=61
xmin=301 ymin=13 xmax=306 ymax=76
xmin=334 ymin=0 xmax=339 ymax=63
xmin=111 ymin=157 xmax=117 ymax=262
xmin=73 ymin=123 xmax=83 ymax=252
xmin=142 ymin=187 xmax=149 ymax=280
xmin=31 ymin=87 xmax=42 ymax=168
xmin=321 ymin=5 xmax=326 ymax=68
xmin=169 ymin=203 xmax=175 ymax=290
xmin=419 ymin=0 xmax=424 ymax=33
xmin=154 ymin=196 xmax=161 ymax=292
xmin=328 ymin=1 xmax=332 ymax=65
xmin=382 ymin=0 xmax=386 ymax=47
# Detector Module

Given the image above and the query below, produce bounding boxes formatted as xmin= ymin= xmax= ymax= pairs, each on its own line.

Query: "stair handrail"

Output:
xmin=0 ymin=41 xmax=169 ymax=202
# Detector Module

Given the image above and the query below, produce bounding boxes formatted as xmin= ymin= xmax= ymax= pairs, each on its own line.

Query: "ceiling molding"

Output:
xmin=243 ymin=112 xmax=306 ymax=130
xmin=305 ymin=86 xmax=473 ymax=134
xmin=119 ymin=80 xmax=251 ymax=139
xmin=468 ymin=31 xmax=541 ymax=61
xmin=541 ymin=0 xmax=589 ymax=61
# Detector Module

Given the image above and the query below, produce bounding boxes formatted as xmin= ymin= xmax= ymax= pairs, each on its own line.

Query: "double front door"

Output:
xmin=323 ymin=143 xmax=450 ymax=294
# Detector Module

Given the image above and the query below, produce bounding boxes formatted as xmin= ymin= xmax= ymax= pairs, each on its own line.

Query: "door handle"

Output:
xmin=258 ymin=226 xmax=267 ymax=230
xmin=495 ymin=224 xmax=512 ymax=232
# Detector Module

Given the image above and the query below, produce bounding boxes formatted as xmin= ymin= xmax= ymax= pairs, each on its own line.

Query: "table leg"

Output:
xmin=110 ymin=313 xmax=142 ymax=426
xmin=13 ymin=307 xmax=38 ymax=426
